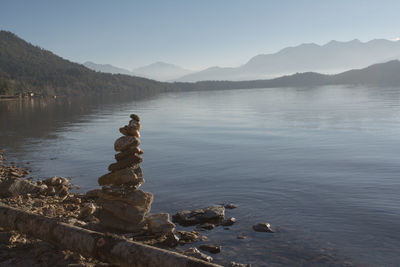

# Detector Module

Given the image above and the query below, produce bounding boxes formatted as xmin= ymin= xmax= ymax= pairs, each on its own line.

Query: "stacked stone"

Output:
xmin=96 ymin=114 xmax=154 ymax=232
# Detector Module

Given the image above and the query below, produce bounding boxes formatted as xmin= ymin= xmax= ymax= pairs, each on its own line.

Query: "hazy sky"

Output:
xmin=1 ymin=0 xmax=400 ymax=70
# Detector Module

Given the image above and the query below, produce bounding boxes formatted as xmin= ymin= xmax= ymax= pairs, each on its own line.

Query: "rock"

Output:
xmin=183 ymin=248 xmax=213 ymax=262
xmin=43 ymin=177 xmax=69 ymax=187
xmin=199 ymin=244 xmax=221 ymax=254
xmin=160 ymin=232 xmax=179 ymax=247
xmin=114 ymin=136 xmax=140 ymax=152
xmin=85 ymin=189 xmax=102 ymax=199
xmin=172 ymin=205 xmax=225 ymax=226
xmin=98 ymin=167 xmax=144 ymax=186
xmin=98 ymin=198 xmax=152 ymax=224
xmin=119 ymin=126 xmax=140 ymax=137
xmin=108 ymin=155 xmax=143 ymax=172
xmin=99 ymin=187 xmax=153 ymax=207
xmin=96 ymin=209 xmax=147 ymax=233
xmin=115 ymin=147 xmax=143 ymax=161
xmin=230 ymin=262 xmax=251 ymax=267
xmin=224 ymin=203 xmax=238 ymax=209
xmin=195 ymin=223 xmax=215 ymax=230
xmin=79 ymin=203 xmax=96 ymax=218
xmin=0 ymin=178 xmax=40 ymax=197
xmin=130 ymin=114 xmax=140 ymax=121
xmin=146 ymin=213 xmax=175 ymax=235
xmin=237 ymin=234 xmax=247 ymax=239
xmin=177 ymin=231 xmax=199 ymax=244
xmin=221 ymin=217 xmax=236 ymax=226
xmin=252 ymin=223 xmax=274 ymax=233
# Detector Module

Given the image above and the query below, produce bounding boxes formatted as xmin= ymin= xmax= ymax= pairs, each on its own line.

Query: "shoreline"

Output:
xmin=0 ymin=150 xmax=249 ymax=267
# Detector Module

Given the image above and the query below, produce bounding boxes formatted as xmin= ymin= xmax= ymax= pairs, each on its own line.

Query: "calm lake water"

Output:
xmin=1 ymin=86 xmax=400 ymax=266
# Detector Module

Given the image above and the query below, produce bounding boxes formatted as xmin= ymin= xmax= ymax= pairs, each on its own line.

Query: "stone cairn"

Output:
xmin=96 ymin=114 xmax=175 ymax=237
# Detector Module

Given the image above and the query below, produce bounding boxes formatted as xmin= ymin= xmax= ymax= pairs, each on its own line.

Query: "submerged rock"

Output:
xmin=176 ymin=231 xmax=199 ymax=244
xmin=172 ymin=205 xmax=225 ymax=226
xmin=199 ymin=244 xmax=221 ymax=254
xmin=221 ymin=217 xmax=236 ymax=226
xmin=252 ymin=222 xmax=274 ymax=233
xmin=183 ymin=247 xmax=213 ymax=262
xmin=230 ymin=262 xmax=252 ymax=267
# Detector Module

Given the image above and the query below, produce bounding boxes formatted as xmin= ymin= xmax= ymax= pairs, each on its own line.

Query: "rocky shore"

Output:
xmin=0 ymin=114 xmax=261 ymax=266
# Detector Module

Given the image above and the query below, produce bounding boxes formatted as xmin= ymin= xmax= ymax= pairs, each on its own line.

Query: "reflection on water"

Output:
xmin=1 ymin=86 xmax=400 ymax=266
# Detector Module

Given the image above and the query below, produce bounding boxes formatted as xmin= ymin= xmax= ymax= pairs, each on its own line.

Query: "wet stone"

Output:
xmin=199 ymin=244 xmax=221 ymax=254
xmin=253 ymin=222 xmax=274 ymax=233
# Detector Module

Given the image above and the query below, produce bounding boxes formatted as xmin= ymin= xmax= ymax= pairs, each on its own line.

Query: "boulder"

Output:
xmin=98 ymin=167 xmax=144 ymax=186
xmin=0 ymin=178 xmax=40 ymax=197
xmin=146 ymin=213 xmax=175 ymax=235
xmin=97 ymin=197 xmax=152 ymax=224
xmin=114 ymin=136 xmax=140 ymax=152
xmin=96 ymin=209 xmax=147 ymax=233
xmin=172 ymin=205 xmax=225 ymax=226
xmin=176 ymin=231 xmax=199 ymax=244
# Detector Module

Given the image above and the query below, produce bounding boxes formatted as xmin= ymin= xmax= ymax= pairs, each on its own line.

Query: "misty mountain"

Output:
xmin=132 ymin=62 xmax=193 ymax=81
xmin=2 ymin=30 xmax=400 ymax=98
xmin=0 ymin=31 xmax=171 ymax=96
xmin=84 ymin=61 xmax=193 ymax=81
xmin=178 ymin=39 xmax=400 ymax=81
xmin=83 ymin=61 xmax=132 ymax=76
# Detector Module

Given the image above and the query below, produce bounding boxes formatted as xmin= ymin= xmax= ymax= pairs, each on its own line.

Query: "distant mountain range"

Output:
xmin=2 ymin=30 xmax=400 ymax=97
xmin=178 ymin=39 xmax=400 ymax=81
xmin=83 ymin=61 xmax=193 ymax=81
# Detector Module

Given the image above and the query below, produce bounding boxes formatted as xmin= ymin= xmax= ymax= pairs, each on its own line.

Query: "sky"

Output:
xmin=1 ymin=0 xmax=400 ymax=70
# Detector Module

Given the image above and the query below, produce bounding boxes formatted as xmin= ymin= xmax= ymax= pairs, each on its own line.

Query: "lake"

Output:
xmin=1 ymin=86 xmax=400 ymax=266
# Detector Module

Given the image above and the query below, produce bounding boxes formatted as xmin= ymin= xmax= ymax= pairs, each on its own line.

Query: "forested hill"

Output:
xmin=0 ymin=31 xmax=172 ymax=96
xmin=1 ymin=30 xmax=400 ymax=97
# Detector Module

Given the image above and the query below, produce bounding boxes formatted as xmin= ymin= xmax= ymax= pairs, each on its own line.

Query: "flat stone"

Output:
xmin=115 ymin=147 xmax=143 ymax=161
xmin=96 ymin=209 xmax=147 ymax=233
xmin=119 ymin=126 xmax=140 ymax=137
xmin=98 ymin=167 xmax=144 ymax=186
xmin=146 ymin=213 xmax=175 ymax=235
xmin=199 ymin=244 xmax=221 ymax=254
xmin=108 ymin=154 xmax=143 ymax=172
xmin=252 ymin=223 xmax=274 ymax=233
xmin=172 ymin=205 xmax=225 ymax=226
xmin=99 ymin=187 xmax=153 ymax=206
xmin=114 ymin=136 xmax=140 ymax=152
xmin=0 ymin=178 xmax=41 ymax=197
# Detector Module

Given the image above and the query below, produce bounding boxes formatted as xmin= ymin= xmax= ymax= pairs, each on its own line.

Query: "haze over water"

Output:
xmin=1 ymin=85 xmax=400 ymax=266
